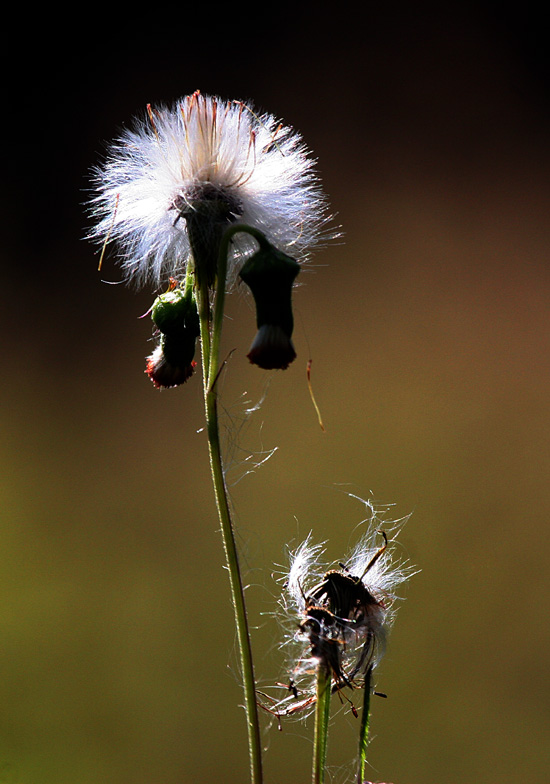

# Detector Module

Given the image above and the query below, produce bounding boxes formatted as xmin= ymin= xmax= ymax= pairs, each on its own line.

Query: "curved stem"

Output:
xmin=312 ymin=664 xmax=331 ymax=784
xmin=195 ymin=232 xmax=263 ymax=784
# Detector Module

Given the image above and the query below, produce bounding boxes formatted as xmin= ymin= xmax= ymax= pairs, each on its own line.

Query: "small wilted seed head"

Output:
xmin=89 ymin=91 xmax=330 ymax=288
xmin=270 ymin=501 xmax=417 ymax=717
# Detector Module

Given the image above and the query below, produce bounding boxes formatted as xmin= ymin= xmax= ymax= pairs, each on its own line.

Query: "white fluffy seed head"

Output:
xmin=89 ymin=91 xmax=331 ymax=288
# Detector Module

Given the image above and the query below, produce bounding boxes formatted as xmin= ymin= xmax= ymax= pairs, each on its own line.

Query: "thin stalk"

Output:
xmin=312 ymin=664 xmax=332 ymax=784
xmin=194 ymin=228 xmax=263 ymax=784
xmin=357 ymin=666 xmax=373 ymax=784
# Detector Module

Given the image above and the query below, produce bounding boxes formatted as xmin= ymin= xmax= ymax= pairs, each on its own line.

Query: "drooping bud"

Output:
xmin=145 ymin=343 xmax=196 ymax=389
xmin=239 ymin=242 xmax=300 ymax=370
xmin=145 ymin=284 xmax=200 ymax=389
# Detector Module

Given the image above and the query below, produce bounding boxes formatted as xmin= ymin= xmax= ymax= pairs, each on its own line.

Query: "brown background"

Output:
xmin=2 ymin=3 xmax=549 ymax=783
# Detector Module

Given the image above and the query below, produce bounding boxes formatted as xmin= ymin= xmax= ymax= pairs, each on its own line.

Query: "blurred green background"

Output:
xmin=2 ymin=4 xmax=549 ymax=783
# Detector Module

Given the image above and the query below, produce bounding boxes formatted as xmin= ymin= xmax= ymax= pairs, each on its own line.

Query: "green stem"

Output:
xmin=194 ymin=228 xmax=263 ymax=784
xmin=357 ymin=666 xmax=373 ymax=784
xmin=312 ymin=664 xmax=331 ymax=784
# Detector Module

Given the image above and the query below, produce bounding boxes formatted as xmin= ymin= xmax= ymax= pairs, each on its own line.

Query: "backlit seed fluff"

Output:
xmin=89 ymin=91 xmax=330 ymax=288
xmin=267 ymin=499 xmax=417 ymax=719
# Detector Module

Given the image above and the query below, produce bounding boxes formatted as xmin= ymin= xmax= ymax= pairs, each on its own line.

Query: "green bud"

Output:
xmin=151 ymin=287 xmax=200 ymax=338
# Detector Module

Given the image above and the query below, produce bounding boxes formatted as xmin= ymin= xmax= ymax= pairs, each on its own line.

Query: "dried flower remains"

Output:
xmin=262 ymin=503 xmax=416 ymax=721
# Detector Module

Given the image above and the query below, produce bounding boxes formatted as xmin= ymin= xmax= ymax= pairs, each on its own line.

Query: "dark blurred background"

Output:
xmin=2 ymin=3 xmax=549 ymax=783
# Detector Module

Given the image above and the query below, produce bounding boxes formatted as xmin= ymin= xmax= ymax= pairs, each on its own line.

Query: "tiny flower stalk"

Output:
xmin=357 ymin=665 xmax=374 ymax=784
xmin=239 ymin=241 xmax=300 ymax=370
xmin=313 ymin=663 xmax=332 ymax=784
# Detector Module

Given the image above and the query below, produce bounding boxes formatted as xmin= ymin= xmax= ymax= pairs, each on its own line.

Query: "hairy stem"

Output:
xmin=357 ymin=666 xmax=373 ymax=784
xmin=312 ymin=664 xmax=331 ymax=784
xmin=195 ymin=230 xmax=263 ymax=784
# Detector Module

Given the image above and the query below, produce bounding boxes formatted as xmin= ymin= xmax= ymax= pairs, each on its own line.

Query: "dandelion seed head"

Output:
xmin=89 ymin=91 xmax=330 ymax=288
